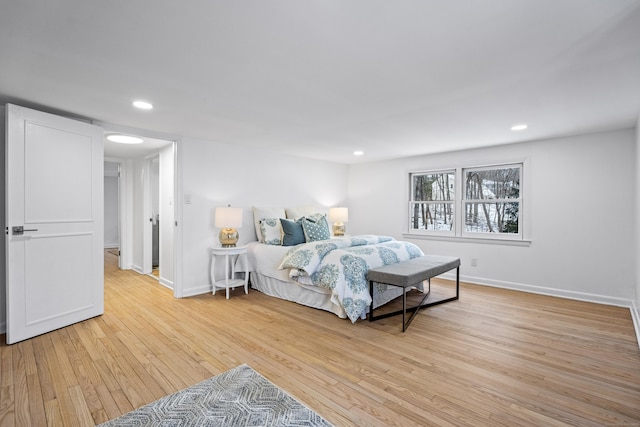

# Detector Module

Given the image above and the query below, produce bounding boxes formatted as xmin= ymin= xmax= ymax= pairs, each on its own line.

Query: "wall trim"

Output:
xmin=132 ymin=265 xmax=144 ymax=275
xmin=181 ymin=285 xmax=212 ymax=298
xmin=436 ymin=272 xmax=634 ymax=308
xmin=158 ymin=277 xmax=174 ymax=289
xmin=631 ymin=299 xmax=640 ymax=351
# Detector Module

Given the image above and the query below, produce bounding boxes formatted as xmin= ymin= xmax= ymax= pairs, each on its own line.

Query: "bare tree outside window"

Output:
xmin=409 ymin=171 xmax=455 ymax=232
xmin=464 ymin=166 xmax=520 ymax=234
xmin=408 ymin=163 xmax=523 ymax=239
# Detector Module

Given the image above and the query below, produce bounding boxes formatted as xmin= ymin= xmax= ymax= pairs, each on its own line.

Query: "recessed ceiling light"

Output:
xmin=511 ymin=124 xmax=528 ymax=131
xmin=133 ymin=100 xmax=154 ymax=110
xmin=107 ymin=134 xmax=144 ymax=144
xmin=353 ymin=150 xmax=364 ymax=156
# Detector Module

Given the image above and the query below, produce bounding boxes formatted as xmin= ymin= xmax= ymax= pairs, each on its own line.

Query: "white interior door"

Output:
xmin=6 ymin=104 xmax=104 ymax=344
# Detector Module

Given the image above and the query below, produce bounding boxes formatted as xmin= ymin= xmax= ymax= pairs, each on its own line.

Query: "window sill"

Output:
xmin=402 ymin=233 xmax=532 ymax=247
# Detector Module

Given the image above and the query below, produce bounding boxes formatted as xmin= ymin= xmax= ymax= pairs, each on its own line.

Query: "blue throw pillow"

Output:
xmin=301 ymin=214 xmax=331 ymax=242
xmin=281 ymin=218 xmax=305 ymax=246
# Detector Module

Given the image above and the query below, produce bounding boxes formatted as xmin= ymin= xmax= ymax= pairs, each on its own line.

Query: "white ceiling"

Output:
xmin=1 ymin=1 xmax=639 ymax=164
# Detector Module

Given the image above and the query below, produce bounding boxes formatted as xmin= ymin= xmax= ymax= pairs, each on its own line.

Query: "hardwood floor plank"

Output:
xmin=42 ymin=334 xmax=80 ymax=426
xmin=43 ymin=399 xmax=62 ymax=427
xmin=25 ymin=373 xmax=46 ymax=427
xmin=94 ymin=336 xmax=146 ymax=410
xmin=93 ymin=383 xmax=121 ymax=423
xmin=11 ymin=341 xmax=31 ymax=426
xmin=0 ymin=386 xmax=15 ymax=427
xmin=31 ymin=337 xmax=56 ymax=406
xmin=67 ymin=385 xmax=95 ymax=427
xmin=57 ymin=329 xmax=103 ymax=417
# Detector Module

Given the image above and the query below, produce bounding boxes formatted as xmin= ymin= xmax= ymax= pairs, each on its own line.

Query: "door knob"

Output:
xmin=12 ymin=226 xmax=38 ymax=235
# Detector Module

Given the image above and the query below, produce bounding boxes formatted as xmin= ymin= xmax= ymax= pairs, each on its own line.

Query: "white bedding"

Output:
xmin=246 ymin=239 xmax=419 ymax=321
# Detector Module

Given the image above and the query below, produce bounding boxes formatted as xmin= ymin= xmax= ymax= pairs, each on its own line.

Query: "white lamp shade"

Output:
xmin=329 ymin=207 xmax=349 ymax=223
xmin=215 ymin=207 xmax=243 ymax=228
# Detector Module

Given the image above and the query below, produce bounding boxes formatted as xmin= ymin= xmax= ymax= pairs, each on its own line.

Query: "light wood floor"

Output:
xmin=1 ymin=251 xmax=639 ymax=426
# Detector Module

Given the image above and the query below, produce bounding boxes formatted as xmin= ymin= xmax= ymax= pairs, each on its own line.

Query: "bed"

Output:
xmin=246 ymin=206 xmax=425 ymax=322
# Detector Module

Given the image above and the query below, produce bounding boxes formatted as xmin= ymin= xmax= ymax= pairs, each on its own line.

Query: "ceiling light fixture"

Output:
xmin=107 ymin=134 xmax=144 ymax=144
xmin=133 ymin=100 xmax=154 ymax=110
xmin=353 ymin=150 xmax=364 ymax=156
xmin=511 ymin=124 xmax=528 ymax=131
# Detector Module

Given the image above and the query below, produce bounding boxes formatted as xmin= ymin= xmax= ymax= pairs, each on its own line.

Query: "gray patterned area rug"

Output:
xmin=98 ymin=364 xmax=333 ymax=427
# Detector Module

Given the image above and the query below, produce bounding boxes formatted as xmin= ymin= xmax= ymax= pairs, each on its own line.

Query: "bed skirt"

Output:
xmin=250 ymin=272 xmax=348 ymax=318
xmin=250 ymin=272 xmax=409 ymax=321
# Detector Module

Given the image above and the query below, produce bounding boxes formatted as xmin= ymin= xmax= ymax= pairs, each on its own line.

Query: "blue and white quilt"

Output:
xmin=278 ymin=235 xmax=424 ymax=322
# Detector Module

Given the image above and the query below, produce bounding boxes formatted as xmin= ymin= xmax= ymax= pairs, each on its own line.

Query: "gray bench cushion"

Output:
xmin=367 ymin=255 xmax=460 ymax=288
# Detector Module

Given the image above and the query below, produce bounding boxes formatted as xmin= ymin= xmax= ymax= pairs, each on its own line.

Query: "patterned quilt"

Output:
xmin=278 ymin=235 xmax=424 ymax=322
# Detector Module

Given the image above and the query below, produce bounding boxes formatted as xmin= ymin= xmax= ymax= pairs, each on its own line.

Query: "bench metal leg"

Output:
xmin=402 ymin=281 xmax=432 ymax=332
xmin=419 ymin=266 xmax=459 ymax=310
xmin=369 ymin=266 xmax=460 ymax=332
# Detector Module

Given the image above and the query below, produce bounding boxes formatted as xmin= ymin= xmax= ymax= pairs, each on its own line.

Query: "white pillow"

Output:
xmin=286 ymin=205 xmax=334 ymax=236
xmin=253 ymin=207 xmax=286 ymax=242
xmin=260 ymin=218 xmax=283 ymax=245
xmin=285 ymin=205 xmax=327 ymax=220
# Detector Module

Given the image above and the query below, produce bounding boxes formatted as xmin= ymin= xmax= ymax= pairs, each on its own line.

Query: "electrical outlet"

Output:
xmin=471 ymin=258 xmax=478 ymax=267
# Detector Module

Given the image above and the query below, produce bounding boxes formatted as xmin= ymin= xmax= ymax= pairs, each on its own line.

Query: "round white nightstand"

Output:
xmin=209 ymin=245 xmax=249 ymax=299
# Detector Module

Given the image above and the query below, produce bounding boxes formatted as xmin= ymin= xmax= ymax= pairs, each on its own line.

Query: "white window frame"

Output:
xmin=461 ymin=163 xmax=522 ymax=240
xmin=408 ymin=170 xmax=456 ymax=236
xmin=406 ymin=160 xmax=528 ymax=244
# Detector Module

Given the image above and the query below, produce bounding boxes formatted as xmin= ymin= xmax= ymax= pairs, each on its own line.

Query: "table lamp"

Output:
xmin=215 ymin=206 xmax=243 ymax=247
xmin=329 ymin=207 xmax=348 ymax=236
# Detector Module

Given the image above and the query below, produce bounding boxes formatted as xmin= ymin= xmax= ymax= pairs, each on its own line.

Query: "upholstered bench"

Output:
xmin=367 ymin=255 xmax=460 ymax=332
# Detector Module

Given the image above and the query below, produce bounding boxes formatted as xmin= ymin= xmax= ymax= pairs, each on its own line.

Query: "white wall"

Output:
xmin=118 ymin=158 xmax=135 ymax=269
xmin=179 ymin=137 xmax=349 ymax=297
xmin=159 ymin=144 xmax=175 ymax=287
xmin=349 ymin=129 xmax=636 ymax=306
xmin=104 ymin=162 xmax=119 ymax=248
xmin=131 ymin=157 xmax=146 ymax=272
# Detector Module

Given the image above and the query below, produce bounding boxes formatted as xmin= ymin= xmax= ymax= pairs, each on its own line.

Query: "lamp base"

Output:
xmin=333 ymin=222 xmax=345 ymax=237
xmin=219 ymin=228 xmax=239 ymax=247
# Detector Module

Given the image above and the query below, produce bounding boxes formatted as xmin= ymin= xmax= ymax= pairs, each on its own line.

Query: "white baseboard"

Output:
xmin=631 ymin=300 xmax=640 ymax=351
xmin=132 ymin=265 xmax=144 ymax=275
xmin=437 ymin=271 xmax=634 ymax=308
xmin=181 ymin=285 xmax=213 ymax=298
xmin=158 ymin=277 xmax=174 ymax=290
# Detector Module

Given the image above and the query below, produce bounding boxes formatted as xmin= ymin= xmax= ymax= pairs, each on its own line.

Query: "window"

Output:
xmin=409 ymin=162 xmax=523 ymax=240
xmin=409 ymin=171 xmax=455 ymax=233
xmin=463 ymin=164 xmax=521 ymax=236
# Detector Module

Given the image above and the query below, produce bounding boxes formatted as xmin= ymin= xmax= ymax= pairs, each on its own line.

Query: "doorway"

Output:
xmin=103 ymin=133 xmax=176 ymax=293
